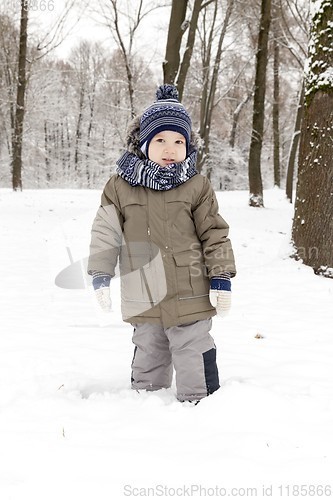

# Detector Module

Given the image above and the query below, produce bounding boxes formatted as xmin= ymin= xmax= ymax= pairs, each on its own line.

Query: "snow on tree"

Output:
xmin=292 ymin=0 xmax=333 ymax=277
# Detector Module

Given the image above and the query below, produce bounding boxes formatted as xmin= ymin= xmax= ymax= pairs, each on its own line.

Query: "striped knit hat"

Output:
xmin=139 ymin=84 xmax=192 ymax=157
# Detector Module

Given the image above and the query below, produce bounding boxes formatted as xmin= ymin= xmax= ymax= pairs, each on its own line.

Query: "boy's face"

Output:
xmin=148 ymin=130 xmax=187 ymax=167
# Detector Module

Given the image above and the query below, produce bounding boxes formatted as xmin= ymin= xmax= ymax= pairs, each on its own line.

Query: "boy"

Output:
xmin=88 ymin=85 xmax=236 ymax=403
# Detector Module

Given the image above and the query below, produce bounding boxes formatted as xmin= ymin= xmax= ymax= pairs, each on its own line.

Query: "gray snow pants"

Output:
xmin=130 ymin=318 xmax=220 ymax=401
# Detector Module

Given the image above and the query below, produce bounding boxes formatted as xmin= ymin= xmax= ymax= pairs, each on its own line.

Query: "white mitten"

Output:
xmin=209 ymin=289 xmax=231 ymax=318
xmin=209 ymin=275 xmax=232 ymax=318
xmin=95 ymin=287 xmax=112 ymax=312
xmin=91 ymin=272 xmax=112 ymax=312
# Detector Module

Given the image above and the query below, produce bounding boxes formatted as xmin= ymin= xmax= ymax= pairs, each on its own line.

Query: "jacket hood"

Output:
xmin=125 ymin=115 xmax=199 ymax=160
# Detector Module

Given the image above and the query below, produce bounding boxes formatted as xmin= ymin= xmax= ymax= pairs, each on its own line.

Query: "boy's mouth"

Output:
xmin=162 ymin=158 xmax=175 ymax=165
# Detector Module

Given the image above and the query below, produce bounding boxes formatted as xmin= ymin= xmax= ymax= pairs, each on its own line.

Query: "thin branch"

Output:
xmin=201 ymin=0 xmax=216 ymax=10
xmin=34 ymin=0 xmax=88 ymax=60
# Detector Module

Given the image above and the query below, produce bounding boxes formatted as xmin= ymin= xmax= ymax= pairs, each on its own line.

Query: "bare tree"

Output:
xmin=176 ymin=0 xmax=206 ymax=100
xmin=278 ymin=0 xmax=309 ymax=202
xmin=163 ymin=0 xmax=217 ymax=100
xmin=97 ymin=0 xmax=162 ymax=118
xmin=197 ymin=0 xmax=235 ymax=175
xmin=248 ymin=0 xmax=272 ymax=207
xmin=11 ymin=0 xmax=28 ymax=191
xmin=292 ymin=0 xmax=333 ymax=276
xmin=272 ymin=10 xmax=281 ymax=188
xmin=69 ymin=41 xmax=104 ymax=180
xmin=285 ymin=79 xmax=304 ymax=201
xmin=85 ymin=49 xmax=103 ymax=186
xmin=36 ymin=1 xmax=81 ymax=57
xmin=163 ymin=0 xmax=189 ymax=85
xmin=229 ymin=90 xmax=253 ymax=149
xmin=0 ymin=14 xmax=18 ymax=166
xmin=5 ymin=0 xmax=80 ymax=189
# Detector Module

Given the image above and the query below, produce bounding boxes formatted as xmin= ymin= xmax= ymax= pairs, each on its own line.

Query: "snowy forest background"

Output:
xmin=1 ymin=0 xmax=332 ymax=274
xmin=0 ymin=0 xmax=308 ymax=191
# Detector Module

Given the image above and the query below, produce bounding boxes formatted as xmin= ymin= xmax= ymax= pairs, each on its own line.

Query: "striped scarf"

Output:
xmin=116 ymin=149 xmax=198 ymax=190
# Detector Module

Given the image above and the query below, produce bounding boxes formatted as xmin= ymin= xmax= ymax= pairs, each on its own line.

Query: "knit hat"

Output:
xmin=139 ymin=84 xmax=192 ymax=157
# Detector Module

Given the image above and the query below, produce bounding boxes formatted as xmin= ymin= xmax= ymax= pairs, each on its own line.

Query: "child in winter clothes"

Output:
xmin=88 ymin=85 xmax=236 ymax=403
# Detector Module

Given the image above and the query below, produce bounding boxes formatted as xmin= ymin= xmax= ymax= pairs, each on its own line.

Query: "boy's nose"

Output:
xmin=164 ymin=143 xmax=173 ymax=153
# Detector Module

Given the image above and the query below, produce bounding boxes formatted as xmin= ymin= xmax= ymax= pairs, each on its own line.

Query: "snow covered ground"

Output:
xmin=0 ymin=187 xmax=332 ymax=500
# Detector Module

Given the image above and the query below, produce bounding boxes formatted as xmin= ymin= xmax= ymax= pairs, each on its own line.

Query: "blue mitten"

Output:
xmin=209 ymin=273 xmax=232 ymax=318
xmin=92 ymin=271 xmax=112 ymax=312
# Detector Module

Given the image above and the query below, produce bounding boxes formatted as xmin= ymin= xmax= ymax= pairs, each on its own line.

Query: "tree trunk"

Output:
xmin=197 ymin=1 xmax=217 ymax=173
xmin=11 ymin=0 xmax=28 ymax=191
xmin=176 ymin=0 xmax=202 ymax=100
xmin=86 ymin=89 xmax=96 ymax=188
xmin=110 ymin=0 xmax=137 ymax=118
xmin=44 ymin=120 xmax=51 ymax=183
xmin=272 ymin=23 xmax=280 ymax=187
xmin=60 ymin=120 xmax=66 ymax=174
xmin=163 ymin=0 xmax=189 ymax=85
xmin=66 ymin=117 xmax=71 ymax=179
xmin=123 ymin=54 xmax=135 ymax=118
xmin=292 ymin=0 xmax=333 ymax=276
xmin=229 ymin=90 xmax=252 ymax=149
xmin=248 ymin=0 xmax=271 ymax=207
xmin=74 ymin=87 xmax=84 ymax=171
xmin=2 ymin=41 xmax=16 ymax=159
xmin=286 ymin=80 xmax=305 ymax=203
xmin=197 ymin=0 xmax=234 ymax=174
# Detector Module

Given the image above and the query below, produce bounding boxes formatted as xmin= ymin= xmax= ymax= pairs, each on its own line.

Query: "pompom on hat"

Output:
xmin=139 ymin=84 xmax=192 ymax=157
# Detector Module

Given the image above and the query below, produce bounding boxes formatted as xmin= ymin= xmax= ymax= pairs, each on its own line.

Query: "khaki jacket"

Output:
xmin=88 ymin=172 xmax=236 ymax=328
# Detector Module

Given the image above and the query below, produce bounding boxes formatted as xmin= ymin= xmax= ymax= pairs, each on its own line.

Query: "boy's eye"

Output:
xmin=176 ymin=140 xmax=184 ymax=144
xmin=156 ymin=138 xmax=164 ymax=143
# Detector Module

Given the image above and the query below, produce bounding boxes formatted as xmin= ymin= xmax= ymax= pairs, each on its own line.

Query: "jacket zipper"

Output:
xmin=179 ymin=293 xmax=209 ymax=300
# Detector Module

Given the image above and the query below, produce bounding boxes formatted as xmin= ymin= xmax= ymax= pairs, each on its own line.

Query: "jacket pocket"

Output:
xmin=121 ymin=199 xmax=148 ymax=241
xmin=173 ymin=250 xmax=209 ymax=300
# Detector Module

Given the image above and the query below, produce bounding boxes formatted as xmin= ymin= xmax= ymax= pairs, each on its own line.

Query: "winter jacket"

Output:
xmin=88 ymin=122 xmax=236 ymax=328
